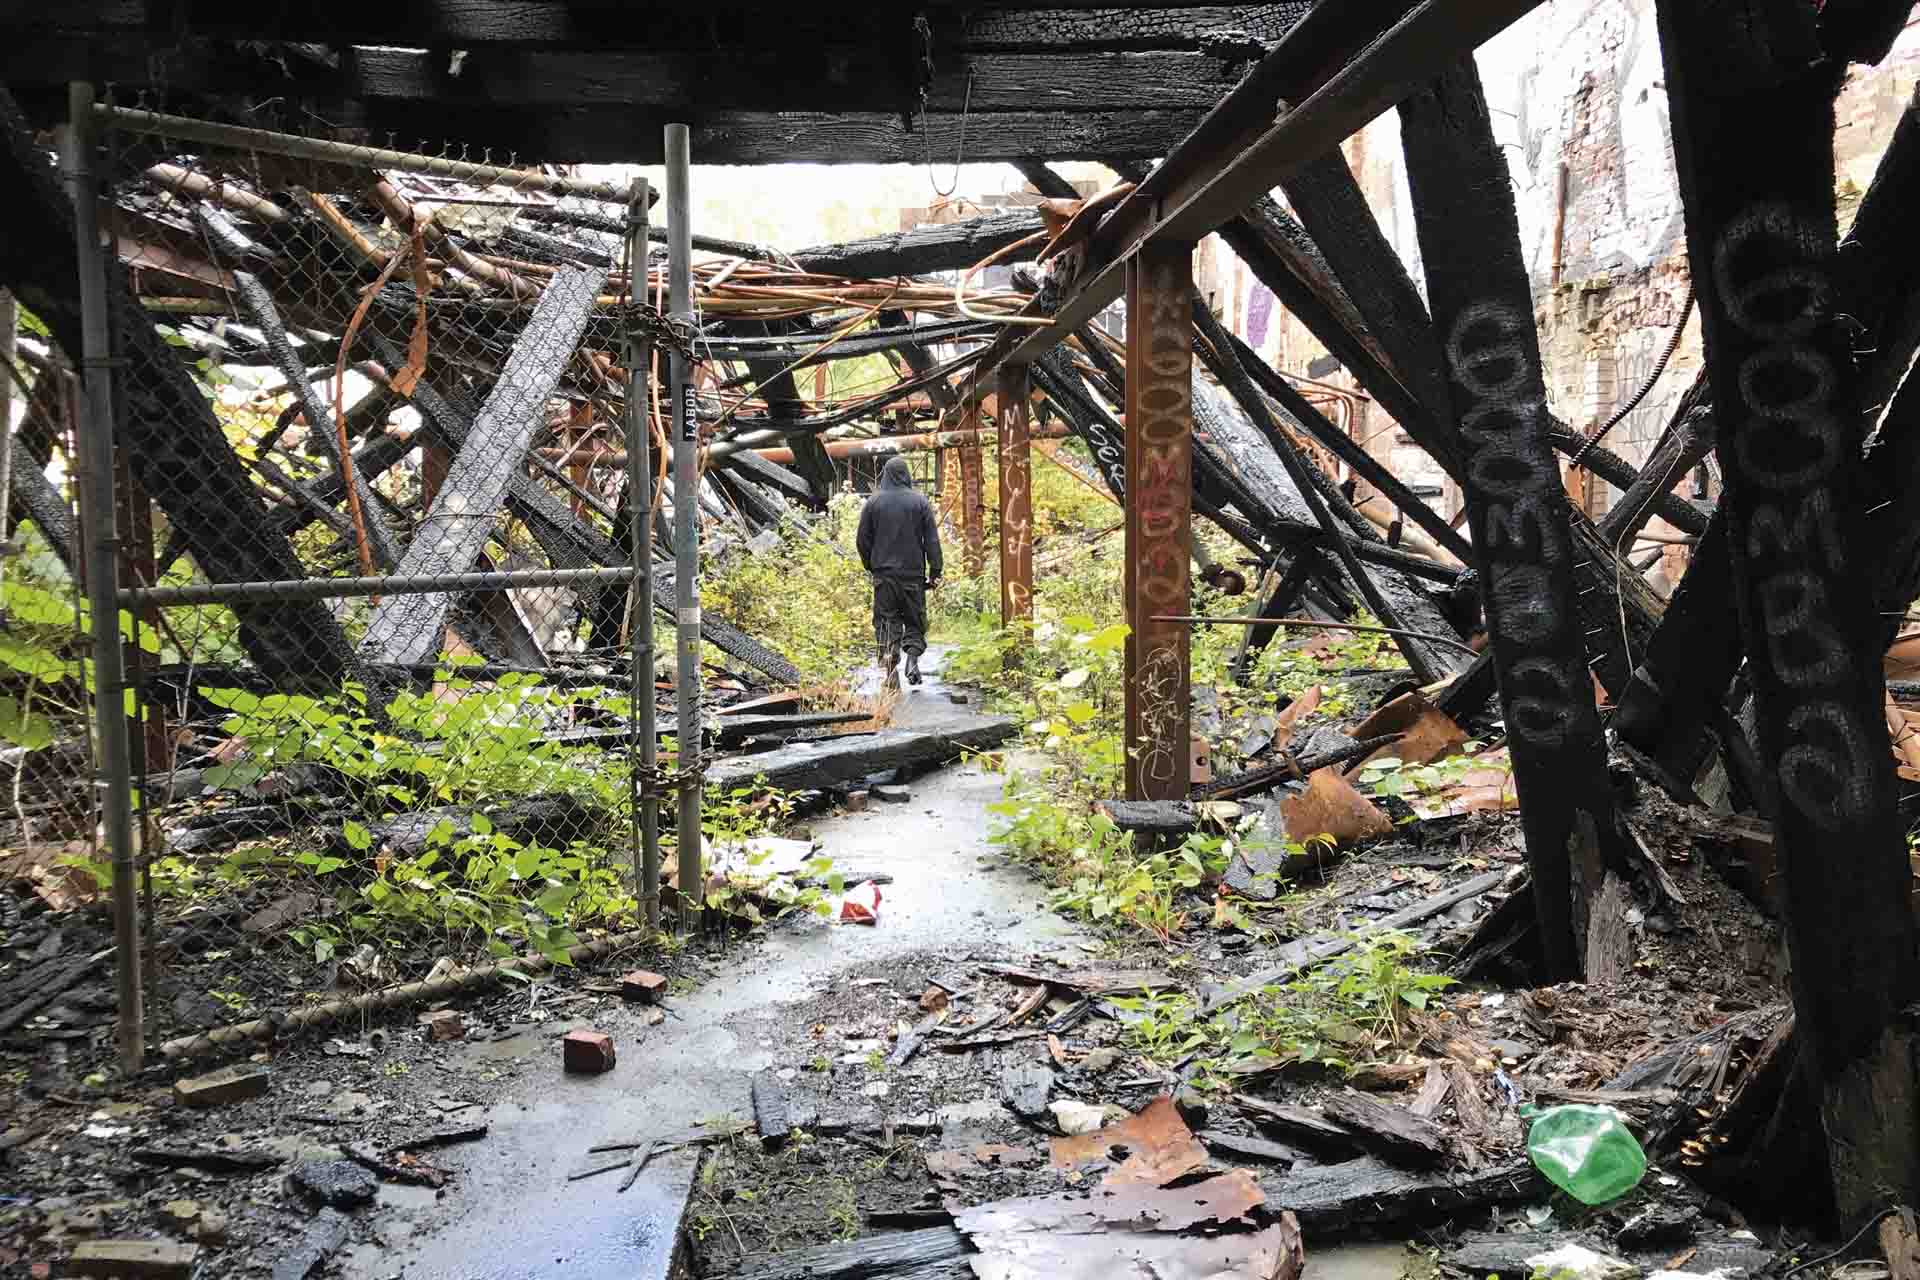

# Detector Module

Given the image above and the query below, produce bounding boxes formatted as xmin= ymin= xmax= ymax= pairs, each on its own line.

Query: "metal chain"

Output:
xmin=619 ymin=301 xmax=701 ymax=364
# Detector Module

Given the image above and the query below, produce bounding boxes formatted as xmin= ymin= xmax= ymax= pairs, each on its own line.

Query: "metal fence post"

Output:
xmin=667 ymin=123 xmax=703 ymax=934
xmin=624 ymin=177 xmax=660 ymax=929
xmin=66 ymin=82 xmax=143 ymax=1072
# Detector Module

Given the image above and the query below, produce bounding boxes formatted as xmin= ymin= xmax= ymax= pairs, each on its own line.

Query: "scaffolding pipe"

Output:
xmin=69 ymin=83 xmax=144 ymax=1071
xmin=95 ymin=104 xmax=633 ymax=203
xmin=624 ymin=177 xmax=661 ymax=931
xmin=667 ymin=123 xmax=703 ymax=935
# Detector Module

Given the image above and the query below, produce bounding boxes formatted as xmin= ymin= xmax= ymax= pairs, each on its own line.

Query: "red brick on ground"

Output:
xmin=563 ymin=1029 xmax=616 ymax=1073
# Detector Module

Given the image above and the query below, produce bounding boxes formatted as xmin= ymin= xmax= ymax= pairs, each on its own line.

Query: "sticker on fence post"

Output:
xmin=680 ymin=382 xmax=697 ymax=443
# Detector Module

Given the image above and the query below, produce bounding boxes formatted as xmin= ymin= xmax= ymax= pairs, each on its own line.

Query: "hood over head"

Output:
xmin=879 ymin=457 xmax=914 ymax=490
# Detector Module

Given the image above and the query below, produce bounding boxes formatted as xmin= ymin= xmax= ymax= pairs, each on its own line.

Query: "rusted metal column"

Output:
xmin=997 ymin=365 xmax=1034 ymax=627
xmin=959 ymin=416 xmax=986 ymax=576
xmin=1123 ymin=244 xmax=1195 ymax=802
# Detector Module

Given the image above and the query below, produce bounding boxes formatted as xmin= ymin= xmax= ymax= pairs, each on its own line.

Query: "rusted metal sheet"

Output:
xmin=955 ymin=1171 xmax=1302 ymax=1280
xmin=1123 ymin=245 xmax=1195 ymax=802
xmin=959 ymin=414 xmax=987 ymax=576
xmin=997 ymin=364 xmax=1034 ymax=626
xmin=1051 ymin=1096 xmax=1207 ymax=1186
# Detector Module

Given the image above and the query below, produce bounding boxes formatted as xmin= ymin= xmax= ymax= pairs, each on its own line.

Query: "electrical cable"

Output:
xmin=1570 ymin=283 xmax=1695 ymax=468
xmin=1780 ymin=1206 xmax=1903 ymax=1280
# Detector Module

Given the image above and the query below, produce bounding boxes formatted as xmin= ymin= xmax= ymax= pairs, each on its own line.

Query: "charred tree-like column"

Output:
xmin=1656 ymin=0 xmax=1919 ymax=1218
xmin=997 ymin=365 xmax=1034 ymax=627
xmin=1402 ymin=60 xmax=1632 ymax=981
xmin=1123 ymin=245 xmax=1195 ymax=802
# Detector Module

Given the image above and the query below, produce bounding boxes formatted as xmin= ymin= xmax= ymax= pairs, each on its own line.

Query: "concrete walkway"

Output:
xmin=346 ymin=652 xmax=1083 ymax=1279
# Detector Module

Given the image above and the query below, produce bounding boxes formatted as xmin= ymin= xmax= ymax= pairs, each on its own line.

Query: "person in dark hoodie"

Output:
xmin=856 ymin=457 xmax=943 ymax=688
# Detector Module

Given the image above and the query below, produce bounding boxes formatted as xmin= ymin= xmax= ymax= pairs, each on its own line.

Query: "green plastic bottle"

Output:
xmin=1524 ymin=1104 xmax=1647 ymax=1205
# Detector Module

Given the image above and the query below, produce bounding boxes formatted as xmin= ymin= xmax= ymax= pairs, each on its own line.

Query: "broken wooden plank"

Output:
xmin=130 ymin=1145 xmax=282 ymax=1173
xmin=751 ymin=1072 xmax=790 ymax=1151
xmin=0 ymin=948 xmax=107 ymax=1032
xmin=730 ymin=1225 xmax=971 ymax=1280
xmin=978 ymin=964 xmax=1176 ymax=998
xmin=705 ymin=716 xmax=1013 ymax=794
xmin=1197 ymin=1129 xmax=1308 ymax=1166
xmin=1261 ymin=1157 xmax=1536 ymax=1237
xmin=1234 ymin=1096 xmax=1356 ymax=1151
xmin=358 ymin=263 xmax=607 ymax=665
xmin=1319 ymin=1089 xmax=1451 ymax=1168
xmin=1207 ymin=869 xmax=1508 ymax=1010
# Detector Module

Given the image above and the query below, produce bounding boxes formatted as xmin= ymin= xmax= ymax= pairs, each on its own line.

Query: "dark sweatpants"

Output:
xmin=872 ymin=574 xmax=928 ymax=658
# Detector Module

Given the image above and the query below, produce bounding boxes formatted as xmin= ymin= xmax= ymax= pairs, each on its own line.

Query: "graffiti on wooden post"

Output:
xmin=1442 ymin=294 xmax=1623 ymax=977
xmin=1712 ymin=202 xmax=1879 ymax=830
xmin=1123 ymin=247 xmax=1195 ymax=800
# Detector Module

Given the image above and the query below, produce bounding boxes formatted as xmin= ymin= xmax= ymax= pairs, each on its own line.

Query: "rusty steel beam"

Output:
xmin=1123 ymin=244 xmax=1196 ymax=802
xmin=970 ymin=0 xmax=1546 ymax=385
xmin=959 ymin=415 xmax=987 ymax=577
xmin=998 ymin=365 xmax=1035 ymax=628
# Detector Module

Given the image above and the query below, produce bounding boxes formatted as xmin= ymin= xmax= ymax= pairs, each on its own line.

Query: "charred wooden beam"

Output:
xmin=701 ymin=317 xmax=995 ymax=367
xmin=713 ymin=447 xmax=819 ymax=512
xmin=1225 ymin=328 xmax=1473 ymax=564
xmin=705 ymin=716 xmax=1014 ymax=795
xmin=1194 ymin=301 xmax=1462 ymax=683
xmin=790 ymin=214 xmax=1044 ymax=281
xmin=8 ymin=456 xmax=76 ymax=571
xmin=231 ymin=271 xmax=401 ymax=570
xmin=1658 ymin=0 xmax=1920 ymax=1218
xmin=1278 ymin=148 xmax=1454 ymax=447
xmin=0 ymin=84 xmax=358 ymax=687
xmin=1402 ymin=58 xmax=1632 ymax=981
xmin=359 ymin=264 xmax=606 ymax=665
xmin=22 ymin=3 xmax=1306 ymax=51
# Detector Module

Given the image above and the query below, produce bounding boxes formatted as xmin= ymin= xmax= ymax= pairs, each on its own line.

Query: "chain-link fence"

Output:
xmin=58 ymin=90 xmax=692 ymax=1065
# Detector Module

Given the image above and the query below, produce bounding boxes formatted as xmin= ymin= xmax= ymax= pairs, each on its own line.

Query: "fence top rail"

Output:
xmin=119 ymin=564 xmax=641 ymax=609
xmin=96 ymin=104 xmax=634 ymax=204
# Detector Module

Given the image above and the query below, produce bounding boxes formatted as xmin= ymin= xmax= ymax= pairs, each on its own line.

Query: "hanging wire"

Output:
xmin=1570 ymin=282 xmax=1696 ymax=468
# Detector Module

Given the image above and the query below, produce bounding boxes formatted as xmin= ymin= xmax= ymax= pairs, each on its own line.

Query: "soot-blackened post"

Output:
xmin=1656 ymin=0 xmax=1920 ymax=1219
xmin=1401 ymin=59 xmax=1633 ymax=982
xmin=1123 ymin=244 xmax=1196 ymax=802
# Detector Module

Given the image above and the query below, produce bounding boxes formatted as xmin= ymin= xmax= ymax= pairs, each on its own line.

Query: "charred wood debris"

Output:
xmin=5 ymin=10 xmax=1920 ymax=1276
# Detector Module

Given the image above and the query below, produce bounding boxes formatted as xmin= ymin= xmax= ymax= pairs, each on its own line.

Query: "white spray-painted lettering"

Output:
xmin=1711 ymin=201 xmax=1871 ymax=828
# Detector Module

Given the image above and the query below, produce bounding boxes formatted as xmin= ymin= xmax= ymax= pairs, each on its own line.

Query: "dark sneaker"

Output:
xmin=905 ymin=653 xmax=922 ymax=686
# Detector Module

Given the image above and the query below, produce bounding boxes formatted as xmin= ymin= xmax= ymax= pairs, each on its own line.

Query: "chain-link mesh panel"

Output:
xmin=1 ymin=319 xmax=107 ymax=966
xmin=94 ymin=106 xmax=671 ymax=1052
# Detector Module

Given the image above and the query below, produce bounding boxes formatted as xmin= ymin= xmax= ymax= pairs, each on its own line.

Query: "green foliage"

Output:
xmin=0 ymin=574 xmax=152 ymax=752
xmin=1108 ymin=927 xmax=1457 ymax=1083
xmin=1356 ymin=747 xmax=1509 ymax=805
xmin=187 ymin=659 xmax=826 ymax=966
xmin=705 ymin=497 xmax=876 ymax=684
